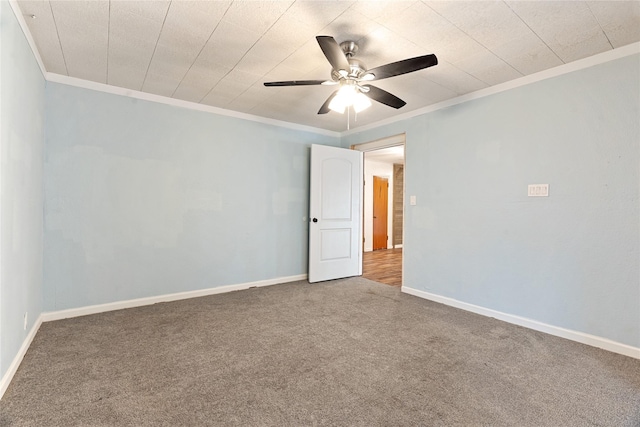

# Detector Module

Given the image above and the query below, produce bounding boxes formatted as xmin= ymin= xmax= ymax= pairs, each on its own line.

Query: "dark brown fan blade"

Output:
xmin=316 ymin=36 xmax=350 ymax=73
xmin=264 ymin=80 xmax=327 ymax=87
xmin=362 ymin=85 xmax=406 ymax=109
xmin=318 ymin=90 xmax=339 ymax=114
xmin=367 ymin=54 xmax=438 ymax=81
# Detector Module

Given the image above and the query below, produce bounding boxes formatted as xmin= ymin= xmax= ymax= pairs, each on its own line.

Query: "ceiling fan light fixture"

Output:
xmin=361 ymin=72 xmax=375 ymax=81
xmin=328 ymin=84 xmax=371 ymax=114
xmin=328 ymin=98 xmax=346 ymax=114
xmin=328 ymin=85 xmax=353 ymax=113
xmin=328 ymin=89 xmax=348 ymax=113
xmin=353 ymin=92 xmax=372 ymax=113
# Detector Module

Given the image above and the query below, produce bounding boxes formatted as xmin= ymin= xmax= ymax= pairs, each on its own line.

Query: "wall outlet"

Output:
xmin=23 ymin=312 xmax=28 ymax=330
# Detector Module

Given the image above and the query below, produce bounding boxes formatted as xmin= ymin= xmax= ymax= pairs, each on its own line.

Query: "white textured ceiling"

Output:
xmin=15 ymin=0 xmax=640 ymax=132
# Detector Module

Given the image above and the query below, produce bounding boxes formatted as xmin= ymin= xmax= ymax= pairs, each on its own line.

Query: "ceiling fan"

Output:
xmin=264 ymin=36 xmax=438 ymax=114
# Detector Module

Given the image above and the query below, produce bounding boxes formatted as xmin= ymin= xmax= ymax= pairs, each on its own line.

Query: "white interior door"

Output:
xmin=309 ymin=144 xmax=363 ymax=283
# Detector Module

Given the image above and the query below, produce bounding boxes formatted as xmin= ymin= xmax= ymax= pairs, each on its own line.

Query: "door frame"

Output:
xmin=351 ymin=133 xmax=406 ymax=285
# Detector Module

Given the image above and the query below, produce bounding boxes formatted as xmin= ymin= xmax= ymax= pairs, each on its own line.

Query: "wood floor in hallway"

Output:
xmin=362 ymin=248 xmax=402 ymax=287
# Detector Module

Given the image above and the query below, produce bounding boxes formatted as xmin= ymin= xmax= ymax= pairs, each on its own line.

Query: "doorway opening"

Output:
xmin=352 ymin=134 xmax=405 ymax=287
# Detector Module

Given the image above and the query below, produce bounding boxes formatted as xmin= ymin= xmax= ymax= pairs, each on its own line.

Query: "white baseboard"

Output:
xmin=0 ymin=315 xmax=43 ymax=400
xmin=42 ymin=274 xmax=307 ymax=322
xmin=2 ymin=275 xmax=306 ymax=400
xmin=401 ymin=286 xmax=640 ymax=360
xmin=1 ymin=275 xmax=307 ymax=400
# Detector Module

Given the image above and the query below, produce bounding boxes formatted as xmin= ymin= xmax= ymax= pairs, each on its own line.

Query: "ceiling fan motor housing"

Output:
xmin=328 ymin=41 xmax=367 ymax=81
xmin=331 ymin=58 xmax=368 ymax=81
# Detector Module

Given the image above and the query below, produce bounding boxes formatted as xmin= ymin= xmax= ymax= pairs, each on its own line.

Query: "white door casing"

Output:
xmin=308 ymin=144 xmax=363 ymax=283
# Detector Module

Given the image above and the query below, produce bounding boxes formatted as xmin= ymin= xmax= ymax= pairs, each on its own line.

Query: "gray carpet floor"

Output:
xmin=2 ymin=277 xmax=639 ymax=426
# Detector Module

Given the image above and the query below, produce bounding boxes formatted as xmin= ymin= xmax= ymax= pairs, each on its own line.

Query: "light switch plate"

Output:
xmin=410 ymin=195 xmax=417 ymax=205
xmin=528 ymin=184 xmax=549 ymax=197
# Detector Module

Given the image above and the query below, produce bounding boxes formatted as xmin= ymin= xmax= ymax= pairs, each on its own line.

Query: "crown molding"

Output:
xmin=342 ymin=41 xmax=640 ymax=137
xmin=8 ymin=0 xmax=46 ymax=78
xmin=45 ymin=73 xmax=340 ymax=138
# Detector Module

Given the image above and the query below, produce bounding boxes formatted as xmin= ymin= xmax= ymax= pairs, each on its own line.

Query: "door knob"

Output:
xmin=312 ymin=218 xmax=318 ymax=223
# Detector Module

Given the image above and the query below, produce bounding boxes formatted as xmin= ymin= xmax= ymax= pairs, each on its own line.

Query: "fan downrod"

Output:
xmin=339 ymin=41 xmax=359 ymax=57
xmin=330 ymin=41 xmax=368 ymax=81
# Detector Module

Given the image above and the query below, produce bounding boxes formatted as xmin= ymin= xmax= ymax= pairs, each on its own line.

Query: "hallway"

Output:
xmin=362 ymin=248 xmax=402 ymax=287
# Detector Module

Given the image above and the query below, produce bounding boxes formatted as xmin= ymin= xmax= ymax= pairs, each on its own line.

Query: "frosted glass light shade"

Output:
xmin=328 ymin=96 xmax=346 ymax=113
xmin=328 ymin=85 xmax=371 ymax=114
xmin=353 ymin=92 xmax=371 ymax=113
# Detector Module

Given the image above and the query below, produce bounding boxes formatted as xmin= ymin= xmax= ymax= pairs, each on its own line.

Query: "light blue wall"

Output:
xmin=44 ymin=83 xmax=339 ymax=311
xmin=0 ymin=0 xmax=45 ymax=380
xmin=344 ymin=54 xmax=640 ymax=348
